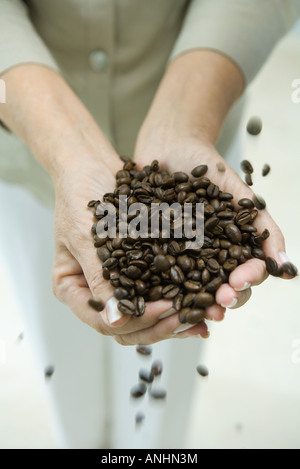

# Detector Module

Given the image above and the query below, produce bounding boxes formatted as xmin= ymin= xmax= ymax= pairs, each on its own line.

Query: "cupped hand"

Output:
xmin=51 ymin=153 xmax=208 ymax=345
xmin=134 ymin=136 xmax=294 ymax=321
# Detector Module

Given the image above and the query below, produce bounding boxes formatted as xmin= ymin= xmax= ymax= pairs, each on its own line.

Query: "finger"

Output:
xmin=215 ymin=283 xmax=252 ymax=309
xmin=228 ymin=258 xmax=268 ymax=291
xmin=114 ymin=313 xmax=209 ymax=346
xmin=205 ymin=303 xmax=226 ymax=321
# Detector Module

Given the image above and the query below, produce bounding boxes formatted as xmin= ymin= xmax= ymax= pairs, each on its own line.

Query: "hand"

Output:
xmin=51 ymin=152 xmax=209 ymax=345
xmin=134 ymin=135 xmax=292 ymax=322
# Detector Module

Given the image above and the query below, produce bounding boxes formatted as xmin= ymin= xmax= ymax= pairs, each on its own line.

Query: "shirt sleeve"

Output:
xmin=0 ymin=0 xmax=59 ymax=75
xmin=169 ymin=0 xmax=300 ymax=84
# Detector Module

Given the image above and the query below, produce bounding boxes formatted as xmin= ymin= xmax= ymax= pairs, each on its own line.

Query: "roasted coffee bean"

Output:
xmin=229 ymin=245 xmax=243 ymax=259
xmin=167 ymin=240 xmax=181 ymax=256
xmin=135 ymin=279 xmax=147 ymax=295
xmin=173 ymin=292 xmax=184 ymax=311
xmin=149 ymin=387 xmax=167 ymax=399
xmin=102 ymin=267 xmax=110 ymax=280
xmin=173 ymin=171 xmax=189 ymax=182
xmin=182 ymin=292 xmax=196 ymax=308
xmin=187 ymin=270 xmax=202 ymax=281
xmin=282 ymin=262 xmax=298 ymax=277
xmin=102 ymin=257 xmax=119 ymax=270
xmin=196 ymin=364 xmax=209 ymax=377
xmin=44 ymin=365 xmax=55 ymax=378
xmin=125 ymin=265 xmax=142 ymax=279
xmin=207 ymin=258 xmax=220 ymax=274
xmin=136 ymin=345 xmax=152 ymax=356
xmin=223 ymin=258 xmax=238 ymax=272
xmin=130 ymin=382 xmax=147 ymax=398
xmin=176 ymin=255 xmax=192 ymax=271
xmin=218 ymin=249 xmax=228 ymax=265
xmin=114 ymin=287 xmax=130 ymax=301
xmin=112 ymin=249 xmax=125 ymax=258
xmin=204 ymin=216 xmax=219 ymax=232
xmin=262 ymin=164 xmax=271 ymax=177
xmin=184 ymin=280 xmax=202 ymax=292
xmin=148 ymin=285 xmax=163 ymax=301
xmin=207 ymin=183 xmax=219 ymax=198
xmin=191 ymin=164 xmax=208 ymax=178
xmin=162 ymin=284 xmax=180 ymax=299
xmin=205 ymin=276 xmax=223 ymax=292
xmin=118 ymin=299 xmax=136 ymax=315
xmin=151 ymin=360 xmax=163 ymax=377
xmin=225 ymin=223 xmax=242 ymax=243
xmin=179 ymin=307 xmax=191 ymax=323
xmin=245 ymin=173 xmax=253 ymax=186
xmin=154 ymin=254 xmax=170 ymax=271
xmin=139 ymin=368 xmax=154 ymax=384
xmin=193 ymin=292 xmax=215 ymax=308
xmin=246 ymin=116 xmax=262 ymax=136
xmin=201 ymin=268 xmax=210 ymax=285
xmin=265 ymin=257 xmax=283 ymax=277
xmin=135 ymin=411 xmax=145 ymax=425
xmin=238 ymin=198 xmax=255 ymax=209
xmin=236 ymin=209 xmax=251 ymax=226
xmin=170 ymin=265 xmax=185 ymax=284
xmin=119 ymin=274 xmax=135 ymax=288
xmin=87 ymin=298 xmax=105 ymax=312
xmin=253 ymin=194 xmax=266 ymax=210
xmin=252 ymin=248 xmax=265 ymax=260
xmin=192 ymin=176 xmax=210 ymax=189
xmin=185 ymin=308 xmax=205 ymax=324
xmin=136 ymin=296 xmax=145 ymax=316
xmin=241 ymin=224 xmax=257 ymax=233
xmin=241 ymin=159 xmax=253 ymax=174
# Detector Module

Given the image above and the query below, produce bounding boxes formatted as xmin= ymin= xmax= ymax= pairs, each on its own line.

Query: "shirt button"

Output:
xmin=89 ymin=50 xmax=108 ymax=72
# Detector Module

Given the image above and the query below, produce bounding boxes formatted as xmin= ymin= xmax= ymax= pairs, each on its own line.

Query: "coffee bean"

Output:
xmin=253 ymin=194 xmax=266 ymax=210
xmin=193 ymin=292 xmax=215 ymax=308
xmin=225 ymin=223 xmax=242 ymax=243
xmin=149 ymin=387 xmax=167 ymax=399
xmin=102 ymin=257 xmax=119 ymax=270
xmin=185 ymin=308 xmax=205 ymax=324
xmin=196 ymin=364 xmax=209 ymax=377
xmin=184 ymin=280 xmax=202 ymax=292
xmin=136 ymin=345 xmax=152 ymax=356
xmin=118 ymin=299 xmax=136 ymax=315
xmin=151 ymin=360 xmax=163 ymax=377
xmin=282 ymin=262 xmax=298 ymax=277
xmin=148 ymin=285 xmax=163 ymax=301
xmin=44 ymin=365 xmax=55 ymax=379
xmin=179 ymin=307 xmax=191 ymax=323
xmin=154 ymin=254 xmax=170 ymax=272
xmin=228 ymin=245 xmax=243 ymax=259
xmin=139 ymin=368 xmax=154 ymax=383
xmin=238 ymin=198 xmax=255 ymax=209
xmin=102 ymin=267 xmax=110 ymax=280
xmin=223 ymin=258 xmax=238 ymax=272
xmin=265 ymin=257 xmax=283 ymax=277
xmin=216 ymin=162 xmax=226 ymax=172
xmin=205 ymin=276 xmax=223 ymax=292
xmin=252 ymin=248 xmax=265 ymax=260
xmin=87 ymin=298 xmax=105 ymax=312
xmin=162 ymin=284 xmax=180 ymax=299
xmin=191 ymin=164 xmax=208 ymax=178
xmin=135 ymin=411 xmax=145 ymax=425
xmin=207 ymin=183 xmax=219 ymax=198
xmin=170 ymin=265 xmax=185 ymax=284
xmin=114 ymin=287 xmax=129 ymax=300
xmin=262 ymin=164 xmax=271 ymax=177
xmin=130 ymin=382 xmax=147 ymax=398
xmin=136 ymin=296 xmax=145 ymax=316
xmin=173 ymin=171 xmax=189 ymax=182
xmin=246 ymin=116 xmax=262 ymax=136
xmin=207 ymin=258 xmax=220 ymax=274
xmin=245 ymin=173 xmax=253 ymax=186
xmin=241 ymin=159 xmax=253 ymax=174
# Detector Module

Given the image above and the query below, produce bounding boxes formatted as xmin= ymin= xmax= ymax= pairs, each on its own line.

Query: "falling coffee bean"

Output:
xmin=136 ymin=345 xmax=152 ymax=356
xmin=262 ymin=164 xmax=270 ymax=177
xmin=246 ymin=116 xmax=262 ymax=136
xmin=130 ymin=382 xmax=147 ymax=398
xmin=196 ymin=364 xmax=209 ymax=377
xmin=88 ymin=298 xmax=105 ymax=312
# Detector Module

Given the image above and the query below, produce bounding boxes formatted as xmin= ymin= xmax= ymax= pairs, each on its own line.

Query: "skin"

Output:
xmin=0 ymin=50 xmax=291 ymax=346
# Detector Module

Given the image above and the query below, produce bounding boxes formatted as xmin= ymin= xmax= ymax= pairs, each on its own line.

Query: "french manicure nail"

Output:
xmin=159 ymin=307 xmax=176 ymax=319
xmin=221 ymin=297 xmax=238 ymax=309
xmin=106 ymin=297 xmax=123 ymax=324
xmin=235 ymin=282 xmax=251 ymax=292
xmin=173 ymin=323 xmax=195 ymax=334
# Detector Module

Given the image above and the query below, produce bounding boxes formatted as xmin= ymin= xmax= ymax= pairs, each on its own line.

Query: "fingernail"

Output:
xmin=278 ymin=252 xmax=291 ymax=264
xmin=173 ymin=323 xmax=195 ymax=334
xmin=235 ymin=282 xmax=251 ymax=292
xmin=106 ymin=297 xmax=123 ymax=324
xmin=159 ymin=307 xmax=176 ymax=319
xmin=221 ymin=297 xmax=238 ymax=309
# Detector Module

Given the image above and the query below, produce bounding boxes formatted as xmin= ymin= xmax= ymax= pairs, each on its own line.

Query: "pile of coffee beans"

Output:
xmin=88 ymin=158 xmax=278 ymax=325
